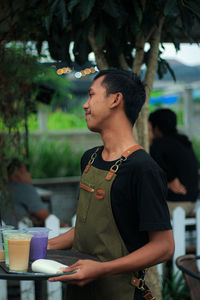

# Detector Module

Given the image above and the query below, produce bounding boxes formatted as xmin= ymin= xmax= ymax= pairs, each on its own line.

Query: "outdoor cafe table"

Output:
xmin=0 ymin=249 xmax=97 ymax=280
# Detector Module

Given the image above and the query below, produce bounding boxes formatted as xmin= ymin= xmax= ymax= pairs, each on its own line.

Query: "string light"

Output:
xmin=54 ymin=65 xmax=98 ymax=78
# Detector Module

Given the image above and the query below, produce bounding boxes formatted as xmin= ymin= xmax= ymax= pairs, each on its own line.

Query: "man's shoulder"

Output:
xmin=126 ymin=149 xmax=165 ymax=175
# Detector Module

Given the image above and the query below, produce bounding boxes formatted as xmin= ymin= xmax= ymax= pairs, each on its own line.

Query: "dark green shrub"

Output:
xmin=192 ymin=137 xmax=200 ymax=168
xmin=162 ymin=271 xmax=189 ymax=300
xmin=29 ymin=138 xmax=82 ymax=178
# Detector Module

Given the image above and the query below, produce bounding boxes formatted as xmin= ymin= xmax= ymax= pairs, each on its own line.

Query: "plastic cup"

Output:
xmin=3 ymin=229 xmax=25 ymax=267
xmin=0 ymin=225 xmax=15 ymax=262
xmin=7 ymin=233 xmax=33 ymax=272
xmin=24 ymin=227 xmax=50 ymax=262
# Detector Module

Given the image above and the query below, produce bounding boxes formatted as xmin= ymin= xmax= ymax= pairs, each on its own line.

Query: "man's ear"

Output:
xmin=110 ymin=93 xmax=123 ymax=108
xmin=154 ymin=126 xmax=163 ymax=138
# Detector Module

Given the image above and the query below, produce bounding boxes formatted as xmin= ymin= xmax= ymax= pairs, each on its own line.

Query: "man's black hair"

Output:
xmin=94 ymin=69 xmax=146 ymax=126
xmin=148 ymin=108 xmax=177 ymax=135
xmin=7 ymin=158 xmax=24 ymax=177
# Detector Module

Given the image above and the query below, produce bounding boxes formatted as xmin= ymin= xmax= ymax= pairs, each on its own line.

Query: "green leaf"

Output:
xmin=164 ymin=60 xmax=176 ymax=82
xmin=133 ymin=0 xmax=143 ymax=24
xmin=102 ymin=0 xmax=120 ymax=18
xmin=164 ymin=0 xmax=179 ymax=17
xmin=54 ymin=0 xmax=68 ymax=29
xmin=45 ymin=0 xmax=68 ymax=33
xmin=68 ymin=0 xmax=80 ymax=13
xmin=79 ymin=0 xmax=95 ymax=18
xmin=182 ymin=0 xmax=200 ymax=18
xmin=157 ymin=58 xmax=176 ymax=82
xmin=95 ymin=22 xmax=107 ymax=47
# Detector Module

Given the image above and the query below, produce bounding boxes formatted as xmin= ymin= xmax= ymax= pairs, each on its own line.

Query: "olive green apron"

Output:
xmin=66 ymin=145 xmax=143 ymax=300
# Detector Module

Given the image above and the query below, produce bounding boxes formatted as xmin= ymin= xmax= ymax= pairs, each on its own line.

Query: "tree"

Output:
xmin=1 ymin=1 xmax=199 ymax=298
xmin=43 ymin=0 xmax=200 ymax=150
xmin=1 ymin=0 xmax=200 ymax=149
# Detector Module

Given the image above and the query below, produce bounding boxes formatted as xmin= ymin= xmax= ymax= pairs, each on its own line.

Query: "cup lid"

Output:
xmin=24 ymin=227 xmax=51 ymax=236
xmin=6 ymin=233 xmax=33 ymax=240
xmin=0 ymin=225 xmax=15 ymax=231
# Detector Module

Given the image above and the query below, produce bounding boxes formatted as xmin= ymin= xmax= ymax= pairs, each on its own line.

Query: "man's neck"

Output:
xmin=100 ymin=126 xmax=137 ymax=161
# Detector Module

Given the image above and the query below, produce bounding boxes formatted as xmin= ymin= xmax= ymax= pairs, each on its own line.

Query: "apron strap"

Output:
xmin=84 ymin=146 xmax=102 ymax=173
xmin=121 ymin=145 xmax=143 ymax=158
xmin=106 ymin=145 xmax=143 ymax=181
xmin=131 ymin=274 xmax=155 ymax=300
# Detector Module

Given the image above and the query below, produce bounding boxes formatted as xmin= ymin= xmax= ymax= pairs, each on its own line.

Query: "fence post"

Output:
xmin=20 ymin=281 xmax=35 ymax=300
xmin=0 ymin=280 xmax=7 ymax=300
xmin=172 ymin=206 xmax=186 ymax=275
xmin=45 ymin=215 xmax=62 ymax=300
xmin=45 ymin=214 xmax=60 ymax=238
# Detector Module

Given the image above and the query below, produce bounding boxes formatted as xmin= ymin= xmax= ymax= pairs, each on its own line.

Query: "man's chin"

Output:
xmin=87 ymin=125 xmax=100 ymax=133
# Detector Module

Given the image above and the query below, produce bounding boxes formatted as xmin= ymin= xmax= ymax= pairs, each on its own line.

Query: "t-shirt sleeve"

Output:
xmin=20 ymin=184 xmax=46 ymax=214
xmin=137 ymin=167 xmax=171 ymax=231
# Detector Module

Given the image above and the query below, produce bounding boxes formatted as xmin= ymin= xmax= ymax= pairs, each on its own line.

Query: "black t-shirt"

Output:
xmin=81 ymin=146 xmax=171 ymax=253
xmin=150 ymin=134 xmax=199 ymax=202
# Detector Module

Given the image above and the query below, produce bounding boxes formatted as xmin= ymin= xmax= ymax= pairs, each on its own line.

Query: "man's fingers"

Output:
xmin=48 ymin=272 xmax=78 ymax=282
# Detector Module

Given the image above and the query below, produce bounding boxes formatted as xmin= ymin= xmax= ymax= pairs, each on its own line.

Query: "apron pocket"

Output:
xmin=77 ymin=183 xmax=94 ymax=223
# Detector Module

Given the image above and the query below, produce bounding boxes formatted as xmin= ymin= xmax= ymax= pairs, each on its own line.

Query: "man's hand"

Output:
xmin=168 ymin=178 xmax=187 ymax=195
xmin=48 ymin=259 xmax=106 ymax=286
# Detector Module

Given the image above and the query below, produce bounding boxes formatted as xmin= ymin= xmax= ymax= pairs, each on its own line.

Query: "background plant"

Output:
xmin=0 ymin=44 xmax=43 ymax=201
xmin=29 ymin=138 xmax=82 ymax=178
xmin=192 ymin=137 xmax=200 ymax=168
xmin=162 ymin=272 xmax=189 ymax=300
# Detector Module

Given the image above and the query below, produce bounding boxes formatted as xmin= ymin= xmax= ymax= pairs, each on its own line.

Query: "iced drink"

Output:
xmin=25 ymin=227 xmax=50 ymax=262
xmin=0 ymin=225 xmax=14 ymax=262
xmin=0 ymin=249 xmax=5 ymax=262
xmin=3 ymin=229 xmax=24 ymax=267
xmin=7 ymin=233 xmax=32 ymax=272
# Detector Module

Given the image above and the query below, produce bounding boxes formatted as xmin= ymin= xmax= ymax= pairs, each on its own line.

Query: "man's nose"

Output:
xmin=83 ymin=99 xmax=89 ymax=110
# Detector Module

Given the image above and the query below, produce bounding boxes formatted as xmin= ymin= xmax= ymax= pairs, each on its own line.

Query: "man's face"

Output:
xmin=83 ymin=76 xmax=114 ymax=132
xmin=148 ymin=121 xmax=154 ymax=145
xmin=12 ymin=165 xmax=32 ymax=184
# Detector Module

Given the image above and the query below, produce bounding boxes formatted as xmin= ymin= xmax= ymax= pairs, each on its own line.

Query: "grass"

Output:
xmin=0 ymin=110 xmax=87 ymax=132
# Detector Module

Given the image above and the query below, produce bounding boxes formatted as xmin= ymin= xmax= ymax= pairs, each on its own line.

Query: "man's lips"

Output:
xmin=85 ymin=112 xmax=91 ymax=120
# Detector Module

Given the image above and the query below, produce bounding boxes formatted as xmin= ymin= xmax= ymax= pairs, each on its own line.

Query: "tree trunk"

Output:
xmin=119 ymin=53 xmax=129 ymax=70
xmin=132 ymin=34 xmax=145 ymax=75
xmin=136 ymin=16 xmax=165 ymax=151
xmin=88 ymin=26 xmax=109 ymax=70
xmin=144 ymin=16 xmax=165 ymax=100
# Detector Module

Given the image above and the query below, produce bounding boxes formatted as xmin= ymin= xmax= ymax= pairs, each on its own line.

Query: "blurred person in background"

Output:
xmin=2 ymin=158 xmax=68 ymax=228
xmin=148 ymin=108 xmax=199 ymax=216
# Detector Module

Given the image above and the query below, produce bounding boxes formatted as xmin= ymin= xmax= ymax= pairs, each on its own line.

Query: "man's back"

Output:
xmin=150 ymin=134 xmax=199 ymax=202
xmin=2 ymin=181 xmax=46 ymax=227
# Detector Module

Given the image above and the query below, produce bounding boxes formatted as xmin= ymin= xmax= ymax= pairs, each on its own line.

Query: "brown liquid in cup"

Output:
xmin=8 ymin=239 xmax=31 ymax=272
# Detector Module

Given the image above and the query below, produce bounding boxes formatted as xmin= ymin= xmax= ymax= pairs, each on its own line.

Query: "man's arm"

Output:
xmin=33 ymin=209 xmax=50 ymax=222
xmin=49 ymin=229 xmax=174 ymax=285
xmin=47 ymin=227 xmax=75 ymax=250
xmin=168 ymin=178 xmax=187 ymax=195
xmin=33 ymin=209 xmax=69 ymax=228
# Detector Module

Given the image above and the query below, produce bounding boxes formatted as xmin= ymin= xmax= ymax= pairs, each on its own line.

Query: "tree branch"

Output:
xmin=88 ymin=25 xmax=109 ymax=70
xmin=132 ymin=34 xmax=145 ymax=75
xmin=136 ymin=15 xmax=165 ymax=151
xmin=144 ymin=15 xmax=165 ymax=100
xmin=119 ymin=53 xmax=129 ymax=70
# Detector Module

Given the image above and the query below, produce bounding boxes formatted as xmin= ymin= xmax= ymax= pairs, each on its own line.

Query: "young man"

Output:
xmin=48 ymin=70 xmax=174 ymax=300
xmin=2 ymin=158 xmax=68 ymax=227
xmin=148 ymin=108 xmax=199 ymax=216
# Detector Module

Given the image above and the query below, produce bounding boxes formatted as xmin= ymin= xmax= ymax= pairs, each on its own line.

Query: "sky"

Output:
xmin=160 ymin=43 xmax=200 ymax=66
xmin=40 ymin=41 xmax=200 ymax=67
